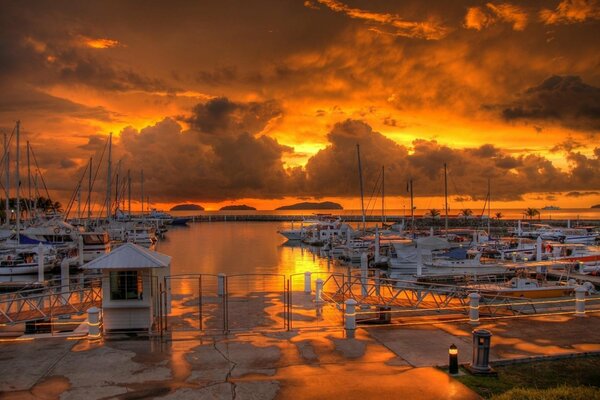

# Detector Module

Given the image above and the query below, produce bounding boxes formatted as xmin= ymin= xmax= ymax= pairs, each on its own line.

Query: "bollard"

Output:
xmin=315 ymin=278 xmax=324 ymax=304
xmin=448 ymin=344 xmax=459 ymax=375
xmin=304 ymin=271 xmax=312 ymax=294
xmin=468 ymin=292 xmax=480 ymax=325
xmin=575 ymin=286 xmax=587 ymax=317
xmin=87 ymin=307 xmax=101 ymax=340
xmin=468 ymin=329 xmax=494 ymax=375
xmin=344 ymin=299 xmax=357 ymax=339
xmin=37 ymin=243 xmax=45 ymax=283
xmin=217 ymin=273 xmax=226 ymax=297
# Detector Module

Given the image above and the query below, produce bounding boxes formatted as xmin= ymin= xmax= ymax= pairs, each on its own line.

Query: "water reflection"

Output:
xmin=156 ymin=222 xmax=336 ymax=278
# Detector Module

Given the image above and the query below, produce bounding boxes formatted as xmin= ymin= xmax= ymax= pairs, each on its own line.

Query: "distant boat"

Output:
xmin=542 ymin=205 xmax=560 ymax=211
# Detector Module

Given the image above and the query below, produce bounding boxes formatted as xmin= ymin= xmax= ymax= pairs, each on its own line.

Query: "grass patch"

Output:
xmin=454 ymin=356 xmax=600 ymax=399
xmin=492 ymin=386 xmax=600 ymax=400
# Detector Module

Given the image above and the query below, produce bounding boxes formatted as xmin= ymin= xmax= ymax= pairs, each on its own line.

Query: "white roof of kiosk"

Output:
xmin=81 ymin=242 xmax=171 ymax=270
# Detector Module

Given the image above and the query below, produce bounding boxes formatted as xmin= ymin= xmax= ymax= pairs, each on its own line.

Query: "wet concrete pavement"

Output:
xmin=2 ymin=314 xmax=599 ymax=399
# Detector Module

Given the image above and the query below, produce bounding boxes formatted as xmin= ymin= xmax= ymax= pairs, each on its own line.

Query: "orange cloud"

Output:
xmin=486 ymin=3 xmax=529 ymax=30
xmin=464 ymin=3 xmax=529 ymax=31
xmin=308 ymin=0 xmax=450 ymax=40
xmin=80 ymin=36 xmax=120 ymax=49
xmin=540 ymin=0 xmax=600 ymax=24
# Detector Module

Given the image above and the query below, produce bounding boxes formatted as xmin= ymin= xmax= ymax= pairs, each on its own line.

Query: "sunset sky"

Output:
xmin=0 ymin=0 xmax=599 ymax=212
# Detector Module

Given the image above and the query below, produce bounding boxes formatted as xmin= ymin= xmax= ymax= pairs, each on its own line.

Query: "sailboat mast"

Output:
xmin=141 ymin=169 xmax=144 ymax=217
xmin=410 ymin=179 xmax=414 ymax=231
xmin=4 ymin=133 xmax=9 ymax=227
xmin=487 ymin=177 xmax=491 ymax=236
xmin=115 ymin=159 xmax=120 ymax=213
xmin=381 ymin=166 xmax=385 ymax=224
xmin=127 ymin=169 xmax=131 ymax=216
xmin=106 ymin=133 xmax=112 ymax=220
xmin=87 ymin=157 xmax=92 ymax=220
xmin=356 ymin=144 xmax=366 ymax=231
xmin=77 ymin=184 xmax=81 ymax=220
xmin=15 ymin=121 xmax=20 ymax=245
xmin=27 ymin=140 xmax=31 ymax=211
xmin=444 ymin=163 xmax=448 ymax=236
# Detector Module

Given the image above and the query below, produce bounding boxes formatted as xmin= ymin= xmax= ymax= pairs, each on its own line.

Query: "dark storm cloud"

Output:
xmin=300 ymin=120 xmax=600 ymax=201
xmin=188 ymin=97 xmax=281 ymax=135
xmin=0 ymin=3 xmax=177 ymax=94
xmin=67 ymin=112 xmax=600 ymax=203
xmin=99 ymin=98 xmax=293 ymax=202
xmin=0 ymin=86 xmax=115 ymax=122
xmin=501 ymin=75 xmax=600 ymax=133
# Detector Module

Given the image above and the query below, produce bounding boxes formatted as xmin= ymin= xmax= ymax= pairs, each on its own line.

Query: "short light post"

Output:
xmin=448 ymin=344 xmax=459 ymax=375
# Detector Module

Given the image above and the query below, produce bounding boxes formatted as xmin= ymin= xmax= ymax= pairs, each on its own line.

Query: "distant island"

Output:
xmin=592 ymin=204 xmax=600 ymax=209
xmin=170 ymin=204 xmax=204 ymax=211
xmin=220 ymin=205 xmax=256 ymax=211
xmin=276 ymin=201 xmax=343 ymax=210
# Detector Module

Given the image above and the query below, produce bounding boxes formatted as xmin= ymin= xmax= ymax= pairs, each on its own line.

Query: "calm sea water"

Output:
xmin=172 ymin=208 xmax=600 ymax=220
xmin=156 ymin=221 xmax=335 ymax=277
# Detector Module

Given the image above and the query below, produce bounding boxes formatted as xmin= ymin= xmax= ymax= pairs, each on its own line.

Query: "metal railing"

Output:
xmin=0 ymin=279 xmax=102 ymax=325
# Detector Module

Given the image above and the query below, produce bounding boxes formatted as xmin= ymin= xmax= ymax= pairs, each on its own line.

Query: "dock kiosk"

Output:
xmin=82 ymin=243 xmax=171 ymax=333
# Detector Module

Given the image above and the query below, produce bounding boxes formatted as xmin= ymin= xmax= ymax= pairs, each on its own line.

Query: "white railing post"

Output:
xmin=345 ymin=299 xmax=357 ymax=339
xmin=315 ymin=278 xmax=323 ymax=304
xmin=360 ymin=252 xmax=368 ymax=298
xmin=469 ymin=292 xmax=480 ymax=325
xmin=304 ymin=271 xmax=312 ymax=294
xmin=87 ymin=307 xmax=101 ymax=340
xmin=217 ymin=273 xmax=226 ymax=297
xmin=575 ymin=286 xmax=586 ymax=317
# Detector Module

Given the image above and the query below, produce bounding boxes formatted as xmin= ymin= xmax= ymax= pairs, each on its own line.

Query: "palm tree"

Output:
xmin=525 ymin=208 xmax=540 ymax=220
xmin=495 ymin=212 xmax=503 ymax=220
xmin=428 ymin=208 xmax=441 ymax=219
xmin=460 ymin=208 xmax=473 ymax=219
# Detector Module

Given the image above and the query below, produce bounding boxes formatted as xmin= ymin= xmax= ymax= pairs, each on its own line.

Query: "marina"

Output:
xmin=1 ymin=1 xmax=600 ymax=397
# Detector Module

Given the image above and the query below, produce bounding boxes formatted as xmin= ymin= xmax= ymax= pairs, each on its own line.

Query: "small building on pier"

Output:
xmin=82 ymin=243 xmax=171 ymax=333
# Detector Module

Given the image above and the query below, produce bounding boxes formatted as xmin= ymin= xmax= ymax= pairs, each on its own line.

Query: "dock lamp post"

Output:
xmin=449 ymin=344 xmax=459 ymax=375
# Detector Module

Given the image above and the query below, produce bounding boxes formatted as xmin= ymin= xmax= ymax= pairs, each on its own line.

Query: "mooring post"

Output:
xmin=217 ymin=273 xmax=226 ymax=297
xmin=344 ymin=299 xmax=357 ymax=339
xmin=575 ymin=286 xmax=586 ymax=317
xmin=304 ymin=271 xmax=312 ymax=294
xmin=469 ymin=292 xmax=480 ymax=325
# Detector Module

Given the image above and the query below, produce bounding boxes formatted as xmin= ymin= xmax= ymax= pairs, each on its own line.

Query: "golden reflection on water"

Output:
xmin=156 ymin=222 xmax=341 ymax=295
